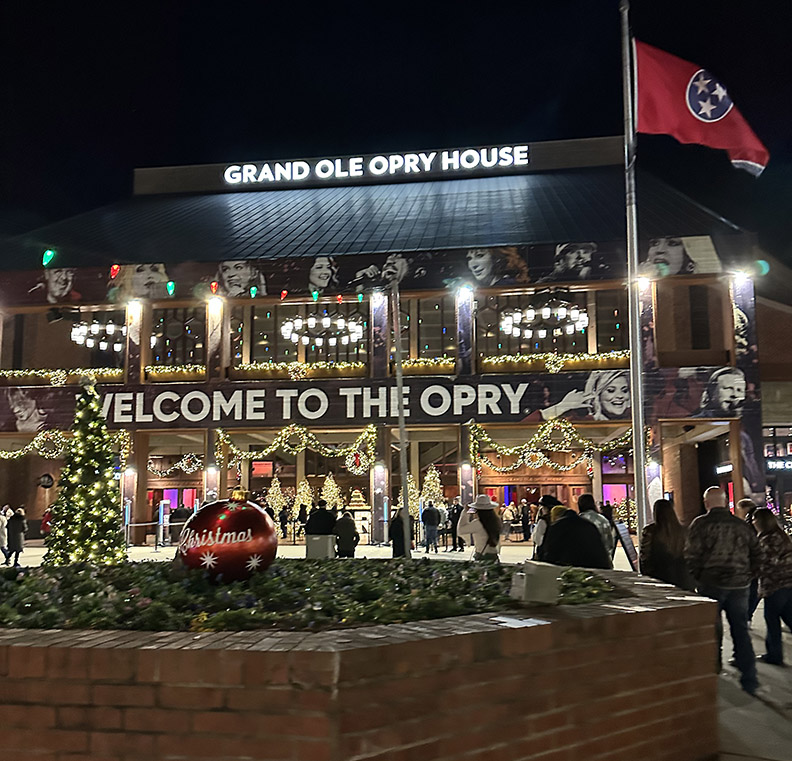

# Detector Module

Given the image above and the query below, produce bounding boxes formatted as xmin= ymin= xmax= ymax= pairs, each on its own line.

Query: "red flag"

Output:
xmin=635 ymin=40 xmax=769 ymax=176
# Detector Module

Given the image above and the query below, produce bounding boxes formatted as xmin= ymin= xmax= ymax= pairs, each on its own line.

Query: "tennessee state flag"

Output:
xmin=635 ymin=40 xmax=769 ymax=176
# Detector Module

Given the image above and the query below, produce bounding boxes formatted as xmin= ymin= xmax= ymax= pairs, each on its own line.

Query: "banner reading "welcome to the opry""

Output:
xmin=0 ymin=366 xmax=757 ymax=433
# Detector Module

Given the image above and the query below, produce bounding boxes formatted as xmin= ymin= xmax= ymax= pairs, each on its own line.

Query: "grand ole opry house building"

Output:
xmin=1 ymin=135 xmax=791 ymax=542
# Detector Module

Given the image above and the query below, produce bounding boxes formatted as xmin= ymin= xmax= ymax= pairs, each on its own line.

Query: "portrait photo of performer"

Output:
xmin=465 ymin=246 xmax=530 ymax=287
xmin=642 ymin=237 xmax=696 ymax=276
xmin=695 ymin=367 xmax=746 ymax=417
xmin=307 ymin=255 xmax=339 ymax=295
xmin=537 ymin=242 xmax=600 ymax=282
xmin=109 ymin=263 xmax=171 ymax=300
xmin=528 ymin=369 xmax=631 ymax=421
xmin=216 ymin=260 xmax=267 ymax=297
xmin=2 ymin=388 xmax=50 ymax=433
xmin=350 ymin=252 xmax=428 ymax=291
xmin=28 ymin=268 xmax=82 ymax=304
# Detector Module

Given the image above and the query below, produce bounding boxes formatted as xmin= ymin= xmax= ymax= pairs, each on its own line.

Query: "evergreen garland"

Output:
xmin=43 ymin=382 xmax=126 ymax=566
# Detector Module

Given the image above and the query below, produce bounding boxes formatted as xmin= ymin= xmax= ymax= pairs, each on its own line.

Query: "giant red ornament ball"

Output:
xmin=178 ymin=496 xmax=278 ymax=581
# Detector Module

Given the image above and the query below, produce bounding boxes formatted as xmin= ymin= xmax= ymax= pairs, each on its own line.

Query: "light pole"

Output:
xmin=389 ymin=283 xmax=412 ymax=559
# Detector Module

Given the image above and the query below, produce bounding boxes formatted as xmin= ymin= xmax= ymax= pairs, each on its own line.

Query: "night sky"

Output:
xmin=1 ymin=1 xmax=790 ymax=262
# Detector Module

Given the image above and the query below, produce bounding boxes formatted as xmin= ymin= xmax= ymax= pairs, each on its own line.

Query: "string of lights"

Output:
xmin=215 ymin=424 xmax=377 ymax=473
xmin=234 ymin=360 xmax=366 ymax=380
xmin=147 ymin=452 xmax=203 ymax=476
xmin=145 ymin=364 xmax=206 ymax=377
xmin=0 ymin=368 xmax=123 ymax=386
xmin=469 ymin=419 xmax=636 ymax=474
xmin=480 ymin=349 xmax=630 ymax=374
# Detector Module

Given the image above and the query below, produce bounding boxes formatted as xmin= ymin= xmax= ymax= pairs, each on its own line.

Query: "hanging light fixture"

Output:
xmin=499 ymin=290 xmax=588 ymax=343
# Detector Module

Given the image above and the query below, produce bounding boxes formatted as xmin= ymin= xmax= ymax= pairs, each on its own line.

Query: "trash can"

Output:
xmin=305 ymin=534 xmax=336 ymax=559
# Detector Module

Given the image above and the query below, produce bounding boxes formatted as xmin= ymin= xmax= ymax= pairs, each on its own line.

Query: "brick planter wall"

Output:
xmin=0 ymin=572 xmax=718 ymax=761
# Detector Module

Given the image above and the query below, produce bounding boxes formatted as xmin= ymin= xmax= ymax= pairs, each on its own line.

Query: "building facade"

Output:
xmin=0 ymin=137 xmax=772 ymax=539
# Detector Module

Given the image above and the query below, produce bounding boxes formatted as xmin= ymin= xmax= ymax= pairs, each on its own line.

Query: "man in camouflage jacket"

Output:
xmin=685 ymin=486 xmax=760 ymax=695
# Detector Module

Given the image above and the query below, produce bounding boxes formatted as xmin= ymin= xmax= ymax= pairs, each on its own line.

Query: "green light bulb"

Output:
xmin=249 ymin=285 xmax=258 ymax=298
xmin=166 ymin=281 xmax=176 ymax=296
xmin=357 ymin=293 xmax=364 ymax=302
xmin=312 ymin=290 xmax=319 ymax=302
xmin=42 ymin=249 xmax=57 ymax=267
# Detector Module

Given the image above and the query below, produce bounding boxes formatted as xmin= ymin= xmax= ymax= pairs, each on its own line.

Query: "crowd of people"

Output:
xmin=637 ymin=487 xmax=792 ymax=696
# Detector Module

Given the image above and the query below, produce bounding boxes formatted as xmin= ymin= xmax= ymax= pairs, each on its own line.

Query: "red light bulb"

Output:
xmin=210 ymin=281 xmax=219 ymax=294
xmin=280 ymin=290 xmax=288 ymax=300
xmin=336 ymin=294 xmax=343 ymax=304
xmin=110 ymin=264 xmax=121 ymax=279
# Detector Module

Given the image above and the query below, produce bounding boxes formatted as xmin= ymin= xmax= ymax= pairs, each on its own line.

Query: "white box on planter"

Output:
xmin=510 ymin=561 xmax=561 ymax=605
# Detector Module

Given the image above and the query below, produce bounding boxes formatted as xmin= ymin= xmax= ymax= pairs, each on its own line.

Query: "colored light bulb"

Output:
xmin=110 ymin=264 xmax=121 ymax=279
xmin=357 ymin=293 xmax=364 ymax=302
xmin=249 ymin=285 xmax=258 ymax=298
xmin=166 ymin=281 xmax=176 ymax=296
xmin=209 ymin=281 xmax=219 ymax=294
xmin=42 ymin=249 xmax=56 ymax=267
xmin=281 ymin=290 xmax=288 ymax=300
xmin=312 ymin=290 xmax=319 ymax=302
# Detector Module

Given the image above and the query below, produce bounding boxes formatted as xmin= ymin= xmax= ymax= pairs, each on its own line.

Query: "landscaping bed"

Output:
xmin=0 ymin=559 xmax=618 ymax=632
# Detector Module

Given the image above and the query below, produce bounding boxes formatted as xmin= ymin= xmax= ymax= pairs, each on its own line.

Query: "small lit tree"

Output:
xmin=294 ymin=479 xmax=313 ymax=517
xmin=266 ymin=476 xmax=288 ymax=516
xmin=44 ymin=381 xmax=126 ymax=566
xmin=320 ymin=473 xmax=345 ymax=512
xmin=420 ymin=464 xmax=444 ymax=507
xmin=398 ymin=473 xmax=421 ymax=518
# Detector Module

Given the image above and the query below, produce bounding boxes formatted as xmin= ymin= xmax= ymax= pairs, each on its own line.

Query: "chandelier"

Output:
xmin=280 ymin=311 xmax=365 ymax=348
xmin=70 ymin=319 xmax=127 ymax=353
xmin=500 ymin=293 xmax=588 ymax=340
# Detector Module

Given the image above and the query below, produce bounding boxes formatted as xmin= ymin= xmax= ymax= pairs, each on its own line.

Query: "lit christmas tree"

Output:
xmin=266 ymin=475 xmax=288 ymax=516
xmin=43 ymin=381 xmax=126 ymax=566
xmin=420 ymin=464 xmax=444 ymax=507
xmin=294 ymin=479 xmax=313 ymax=517
xmin=320 ymin=473 xmax=345 ymax=512
xmin=398 ymin=473 xmax=421 ymax=518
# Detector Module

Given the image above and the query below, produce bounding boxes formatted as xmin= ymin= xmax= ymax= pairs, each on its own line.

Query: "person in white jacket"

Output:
xmin=0 ymin=505 xmax=9 ymax=563
xmin=457 ymin=494 xmax=502 ymax=561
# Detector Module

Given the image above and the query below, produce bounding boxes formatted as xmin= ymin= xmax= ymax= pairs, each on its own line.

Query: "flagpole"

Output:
xmin=620 ymin=0 xmax=650 ymax=536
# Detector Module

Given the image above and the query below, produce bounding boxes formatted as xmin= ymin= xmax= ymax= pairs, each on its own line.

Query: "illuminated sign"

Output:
xmin=767 ymin=459 xmax=792 ymax=471
xmin=222 ymin=145 xmax=529 ymax=187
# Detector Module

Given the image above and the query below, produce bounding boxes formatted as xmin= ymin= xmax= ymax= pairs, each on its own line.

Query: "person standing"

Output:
xmin=0 ymin=505 xmax=10 ymax=563
xmin=421 ymin=500 xmax=440 ymax=554
xmin=448 ymin=498 xmax=465 ymax=552
xmin=685 ymin=487 xmax=760 ymax=695
xmin=456 ymin=495 xmax=502 ymax=561
xmin=389 ymin=506 xmax=412 ymax=558
xmin=639 ymin=499 xmax=694 ymax=590
xmin=169 ymin=503 xmax=192 ymax=544
xmin=6 ymin=508 xmax=27 ymax=567
xmin=297 ymin=503 xmax=308 ymax=538
xmin=578 ymin=494 xmax=615 ymax=567
xmin=538 ymin=506 xmax=611 ymax=569
xmin=333 ymin=511 xmax=361 ymax=558
xmin=519 ymin=499 xmax=532 ymax=542
xmin=501 ymin=502 xmax=516 ymax=542
xmin=278 ymin=506 xmax=290 ymax=539
xmin=735 ymin=498 xmax=760 ymax=621
xmin=305 ymin=499 xmax=335 ymax=535
xmin=753 ymin=508 xmax=792 ymax=666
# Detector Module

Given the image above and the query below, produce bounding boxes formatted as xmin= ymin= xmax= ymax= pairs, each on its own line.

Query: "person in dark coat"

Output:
xmin=389 ymin=507 xmax=413 ymax=558
xmin=6 ymin=508 xmax=28 ymax=567
xmin=169 ymin=504 xmax=192 ymax=544
xmin=448 ymin=498 xmax=465 ymax=552
xmin=639 ymin=499 xmax=694 ymax=590
xmin=421 ymin=500 xmax=441 ymax=553
xmin=278 ymin=506 xmax=290 ymax=539
xmin=537 ymin=507 xmax=610 ymax=569
xmin=333 ymin=511 xmax=360 ymax=558
xmin=305 ymin=499 xmax=336 ymax=535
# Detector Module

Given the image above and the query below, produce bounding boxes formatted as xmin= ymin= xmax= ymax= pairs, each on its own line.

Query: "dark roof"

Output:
xmin=0 ymin=166 xmax=742 ymax=270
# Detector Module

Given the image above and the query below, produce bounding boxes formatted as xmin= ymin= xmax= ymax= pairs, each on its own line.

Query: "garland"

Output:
xmin=469 ymin=419 xmax=636 ymax=474
xmin=145 ymin=364 xmax=206 ymax=376
xmin=481 ymin=349 xmax=630 ymax=374
xmin=215 ymin=424 xmax=377 ymax=473
xmin=0 ymin=430 xmax=69 ymax=460
xmin=0 ymin=429 xmax=131 ymax=469
xmin=0 ymin=368 xmax=123 ymax=386
xmin=147 ymin=452 xmax=203 ymax=477
xmin=235 ymin=361 xmax=366 ymax=380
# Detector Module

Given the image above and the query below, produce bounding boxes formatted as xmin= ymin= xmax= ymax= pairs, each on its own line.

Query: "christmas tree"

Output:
xmin=266 ymin=475 xmax=288 ymax=516
xmin=320 ymin=473 xmax=345 ymax=512
xmin=294 ymin=479 xmax=313 ymax=517
xmin=43 ymin=381 xmax=126 ymax=566
xmin=398 ymin=473 xmax=420 ymax=518
xmin=420 ymin=464 xmax=444 ymax=507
